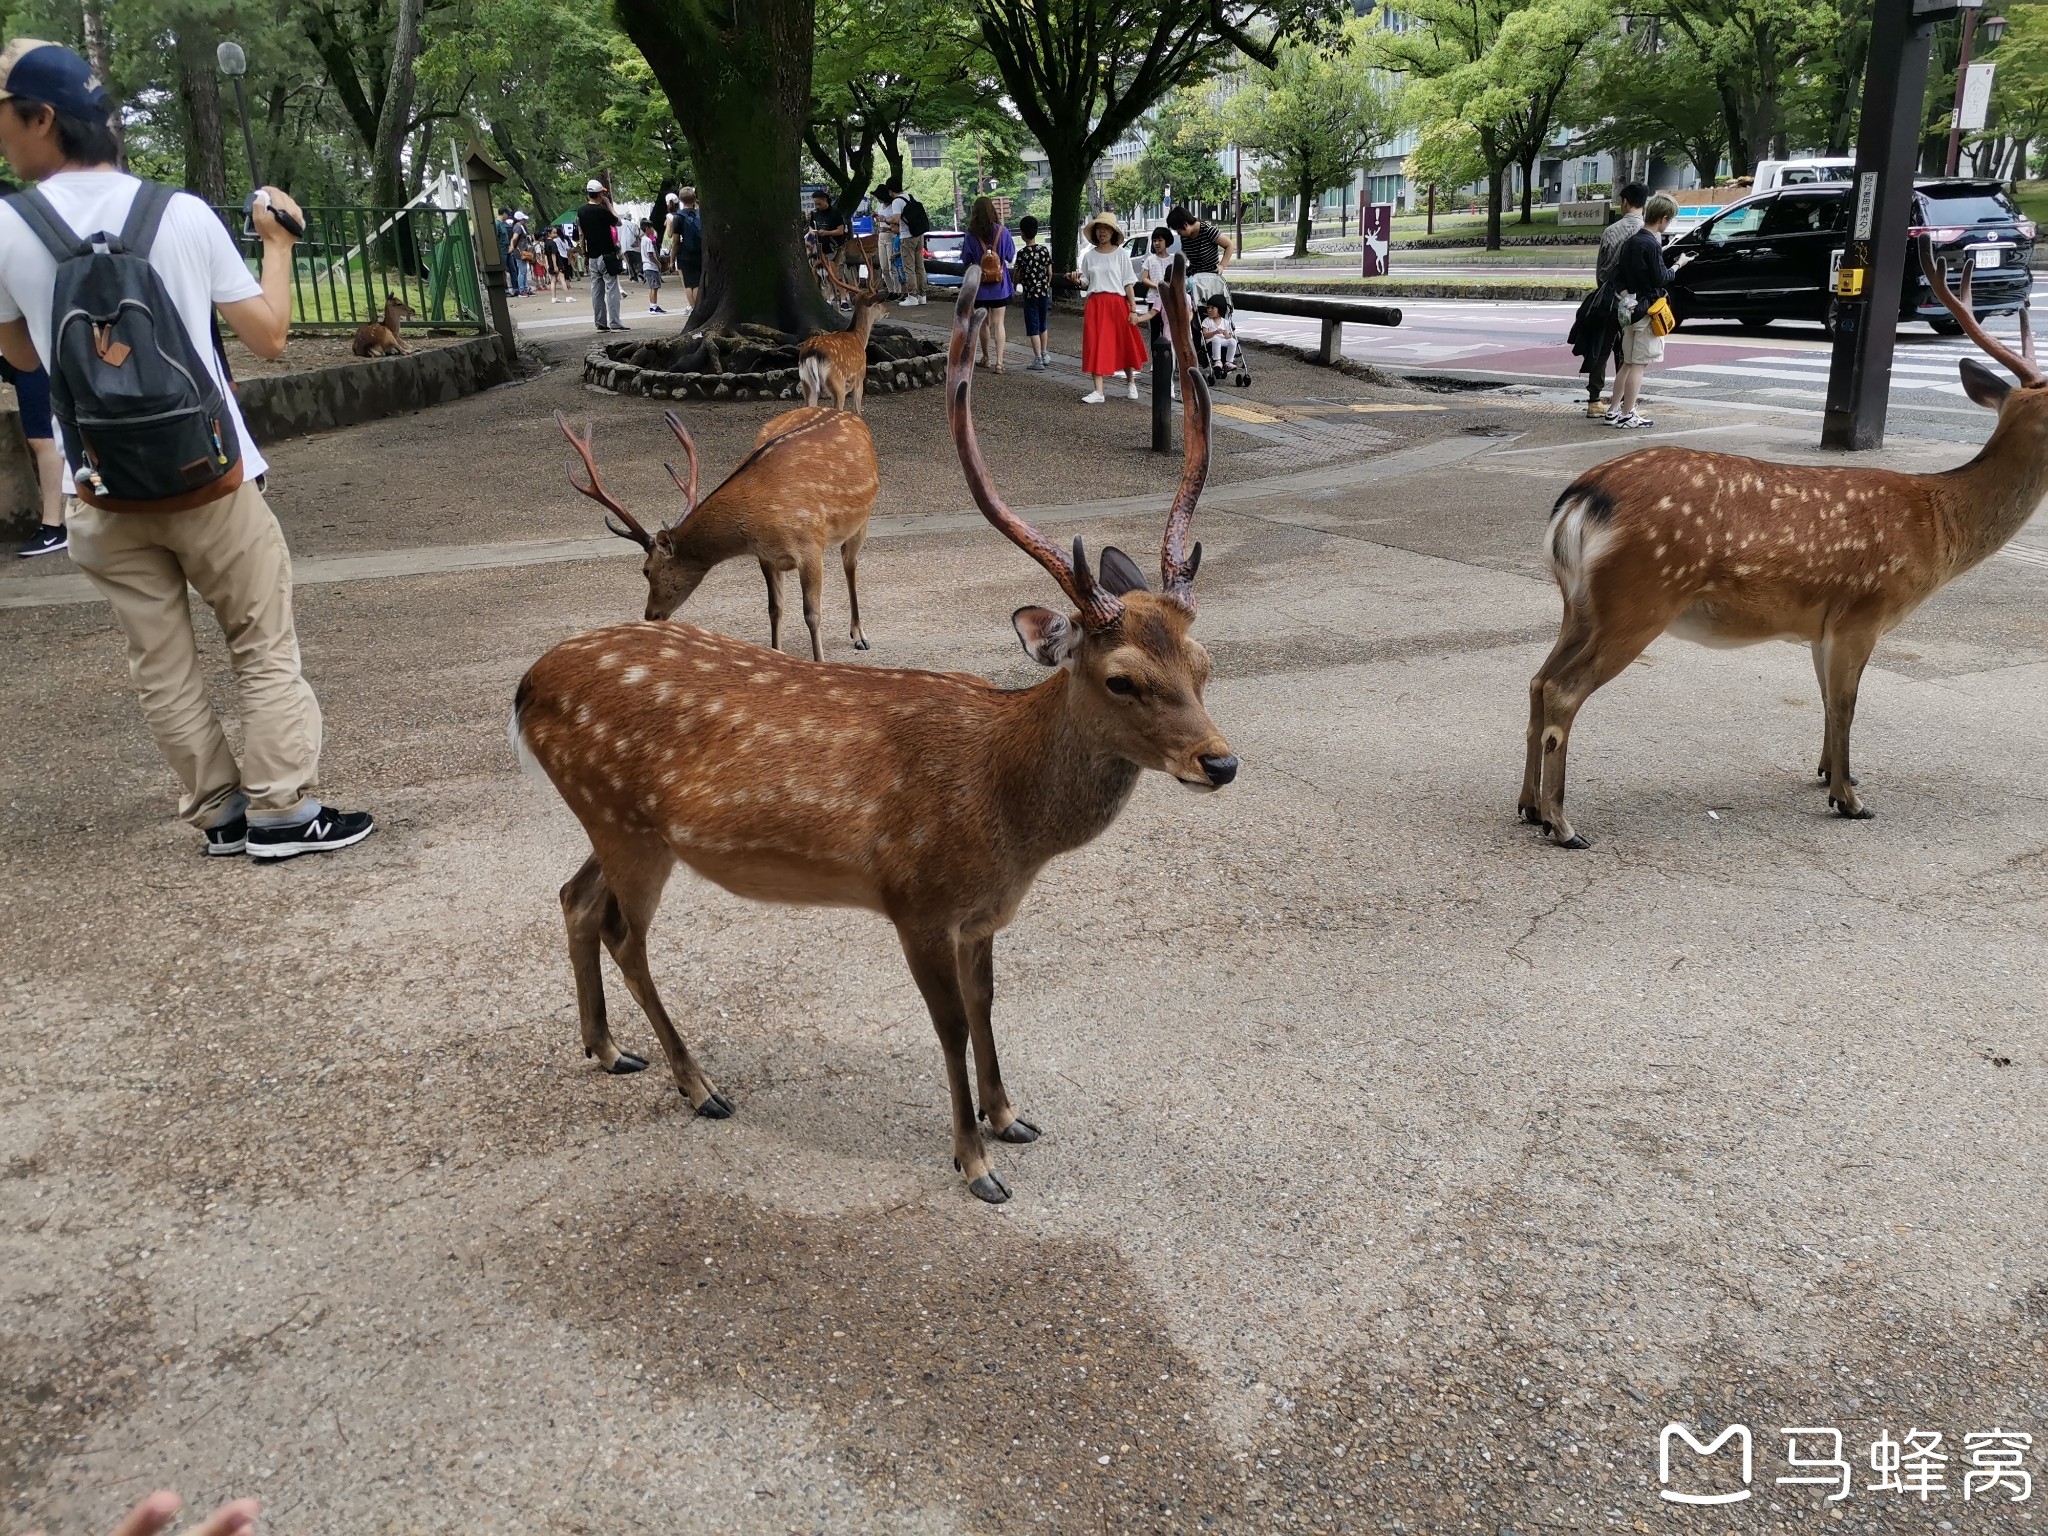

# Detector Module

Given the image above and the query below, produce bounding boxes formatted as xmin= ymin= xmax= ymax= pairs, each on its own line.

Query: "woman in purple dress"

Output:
xmin=960 ymin=195 xmax=1017 ymax=372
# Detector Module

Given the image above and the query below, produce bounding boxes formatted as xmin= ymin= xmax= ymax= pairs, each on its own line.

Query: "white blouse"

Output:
xmin=1078 ymin=245 xmax=1136 ymax=296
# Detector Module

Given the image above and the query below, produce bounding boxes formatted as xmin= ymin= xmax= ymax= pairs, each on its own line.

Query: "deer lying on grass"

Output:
xmin=1522 ymin=236 xmax=2048 ymax=849
xmin=351 ymin=293 xmax=413 ymax=357
xmin=512 ymin=259 xmax=1235 ymax=1202
xmin=798 ymin=268 xmax=891 ymax=414
xmin=555 ymin=405 xmax=879 ymax=658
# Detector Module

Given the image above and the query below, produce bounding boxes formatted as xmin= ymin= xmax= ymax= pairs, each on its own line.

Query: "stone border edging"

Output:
xmin=236 ymin=333 xmax=514 ymax=443
xmin=581 ymin=341 xmax=946 ymax=401
xmin=1232 ymin=278 xmax=1594 ymax=303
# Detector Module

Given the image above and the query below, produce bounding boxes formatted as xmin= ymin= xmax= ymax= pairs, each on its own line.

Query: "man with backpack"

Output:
xmin=667 ymin=185 xmax=703 ymax=312
xmin=0 ymin=39 xmax=375 ymax=860
xmin=896 ymin=188 xmax=931 ymax=306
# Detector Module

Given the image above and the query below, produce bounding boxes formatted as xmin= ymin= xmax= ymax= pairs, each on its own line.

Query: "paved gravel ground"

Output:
xmin=3 ymin=325 xmax=2045 ymax=1535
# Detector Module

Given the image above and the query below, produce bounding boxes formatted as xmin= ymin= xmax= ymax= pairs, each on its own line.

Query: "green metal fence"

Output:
xmin=211 ymin=203 xmax=488 ymax=334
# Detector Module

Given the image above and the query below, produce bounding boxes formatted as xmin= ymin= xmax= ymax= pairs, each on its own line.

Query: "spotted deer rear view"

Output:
xmin=511 ymin=259 xmax=1234 ymax=1201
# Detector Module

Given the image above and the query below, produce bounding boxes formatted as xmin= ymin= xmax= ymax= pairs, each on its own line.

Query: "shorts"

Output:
xmin=1023 ymin=294 xmax=1051 ymax=336
xmin=1621 ymin=318 xmax=1664 ymax=365
xmin=1 ymin=360 xmax=52 ymax=439
xmin=680 ymin=263 xmax=702 ymax=287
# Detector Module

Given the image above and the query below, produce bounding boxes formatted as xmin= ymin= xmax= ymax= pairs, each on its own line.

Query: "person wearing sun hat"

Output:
xmin=1065 ymin=211 xmax=1146 ymax=404
xmin=0 ymin=38 xmax=377 ymax=859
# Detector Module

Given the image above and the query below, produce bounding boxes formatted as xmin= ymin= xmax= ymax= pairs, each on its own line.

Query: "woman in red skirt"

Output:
xmin=1067 ymin=212 xmax=1147 ymax=403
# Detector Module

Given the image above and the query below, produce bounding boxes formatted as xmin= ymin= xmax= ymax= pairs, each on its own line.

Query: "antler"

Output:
xmin=1154 ymin=255 xmax=1210 ymax=608
xmin=946 ymin=267 xmax=1123 ymax=630
xmin=553 ymin=410 xmax=654 ymax=549
xmin=660 ymin=409 xmax=700 ymax=526
xmin=1918 ymin=235 xmax=2047 ymax=387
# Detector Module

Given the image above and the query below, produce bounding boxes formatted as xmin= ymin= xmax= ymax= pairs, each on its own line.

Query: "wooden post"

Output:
xmin=1319 ymin=316 xmax=1342 ymax=365
xmin=464 ymin=142 xmax=516 ymax=373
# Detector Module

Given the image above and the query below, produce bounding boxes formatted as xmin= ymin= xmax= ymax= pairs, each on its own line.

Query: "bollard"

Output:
xmin=1150 ymin=313 xmax=1171 ymax=454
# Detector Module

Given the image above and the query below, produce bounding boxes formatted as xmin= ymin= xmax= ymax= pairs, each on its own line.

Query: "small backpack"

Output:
xmin=6 ymin=181 xmax=240 ymax=508
xmin=901 ymin=195 xmax=931 ymax=239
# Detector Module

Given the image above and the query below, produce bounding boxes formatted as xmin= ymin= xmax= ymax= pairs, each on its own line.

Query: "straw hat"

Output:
xmin=1082 ymin=211 xmax=1125 ymax=244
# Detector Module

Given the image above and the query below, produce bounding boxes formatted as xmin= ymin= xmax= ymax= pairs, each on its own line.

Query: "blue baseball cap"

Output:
xmin=0 ymin=39 xmax=111 ymax=120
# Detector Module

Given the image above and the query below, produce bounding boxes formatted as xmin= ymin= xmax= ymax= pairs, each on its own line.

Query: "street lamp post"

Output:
xmin=1944 ymin=2 xmax=2008 ymax=174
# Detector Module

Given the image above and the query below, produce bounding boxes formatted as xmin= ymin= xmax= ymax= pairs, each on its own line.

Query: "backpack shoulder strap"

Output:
xmin=117 ymin=180 xmax=177 ymax=259
xmin=6 ymin=188 xmax=86 ymax=261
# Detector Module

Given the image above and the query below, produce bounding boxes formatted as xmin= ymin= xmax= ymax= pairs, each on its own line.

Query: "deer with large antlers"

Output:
xmin=1522 ymin=237 xmax=2048 ymax=848
xmin=798 ymin=266 xmax=891 ymax=413
xmin=512 ymin=259 xmax=1234 ymax=1202
xmin=554 ymin=405 xmax=879 ymax=658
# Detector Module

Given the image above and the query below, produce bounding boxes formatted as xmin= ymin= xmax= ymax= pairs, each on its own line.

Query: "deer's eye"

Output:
xmin=1105 ymin=675 xmax=1139 ymax=698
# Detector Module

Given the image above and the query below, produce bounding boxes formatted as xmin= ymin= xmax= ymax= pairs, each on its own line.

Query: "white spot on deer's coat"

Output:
xmin=623 ymin=667 xmax=648 ymax=685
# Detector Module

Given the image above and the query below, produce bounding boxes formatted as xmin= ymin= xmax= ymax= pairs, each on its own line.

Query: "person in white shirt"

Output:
xmin=871 ymin=183 xmax=905 ymax=296
xmin=1066 ymin=212 xmax=1148 ymax=404
xmin=1201 ymin=297 xmax=1240 ymax=377
xmin=0 ymin=39 xmax=374 ymax=860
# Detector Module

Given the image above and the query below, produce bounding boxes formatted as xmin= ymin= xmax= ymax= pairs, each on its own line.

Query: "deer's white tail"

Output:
xmin=798 ymin=353 xmax=828 ymax=407
xmin=1545 ymin=486 xmax=1615 ymax=607
xmin=509 ymin=695 xmax=550 ymax=786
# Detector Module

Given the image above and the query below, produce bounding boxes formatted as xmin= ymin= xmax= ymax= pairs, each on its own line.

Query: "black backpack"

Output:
xmin=6 ymin=180 xmax=240 ymax=506
xmin=901 ymin=195 xmax=931 ymax=239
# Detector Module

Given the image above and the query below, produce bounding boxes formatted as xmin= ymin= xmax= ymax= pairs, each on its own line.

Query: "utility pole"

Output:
xmin=1944 ymin=0 xmax=1987 ymax=175
xmin=1233 ymin=146 xmax=1243 ymax=256
xmin=1821 ymin=0 xmax=1947 ymax=451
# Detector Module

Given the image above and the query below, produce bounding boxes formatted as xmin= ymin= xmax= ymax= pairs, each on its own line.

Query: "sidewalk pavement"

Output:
xmin=3 ymin=318 xmax=2044 ymax=1534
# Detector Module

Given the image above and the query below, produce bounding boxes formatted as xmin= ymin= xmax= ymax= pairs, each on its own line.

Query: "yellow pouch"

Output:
xmin=1646 ymin=296 xmax=1677 ymax=337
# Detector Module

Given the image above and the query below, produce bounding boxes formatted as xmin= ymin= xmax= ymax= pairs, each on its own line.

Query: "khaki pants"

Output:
xmin=874 ymin=228 xmax=901 ymax=293
xmin=901 ymin=239 xmax=927 ymax=298
xmin=68 ymin=480 xmax=323 ymax=829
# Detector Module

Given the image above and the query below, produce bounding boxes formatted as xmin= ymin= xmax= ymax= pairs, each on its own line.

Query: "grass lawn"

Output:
xmin=2011 ymin=180 xmax=2048 ymax=228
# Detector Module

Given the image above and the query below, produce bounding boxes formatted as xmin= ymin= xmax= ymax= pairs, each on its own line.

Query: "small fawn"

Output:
xmin=1523 ymin=237 xmax=2048 ymax=847
xmin=555 ymin=404 xmax=879 ymax=658
xmin=798 ymin=266 xmax=891 ymax=413
xmin=513 ymin=258 xmax=1234 ymax=1202
xmin=352 ymin=293 xmax=413 ymax=357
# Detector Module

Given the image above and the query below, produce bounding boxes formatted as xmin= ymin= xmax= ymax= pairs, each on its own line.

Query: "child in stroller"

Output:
xmin=1202 ymin=297 xmax=1250 ymax=387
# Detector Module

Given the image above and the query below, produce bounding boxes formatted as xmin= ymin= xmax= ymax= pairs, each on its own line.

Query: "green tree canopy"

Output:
xmin=1228 ymin=24 xmax=1391 ymax=256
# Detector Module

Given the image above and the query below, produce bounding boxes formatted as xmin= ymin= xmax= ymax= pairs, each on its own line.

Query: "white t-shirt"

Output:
xmin=0 ymin=171 xmax=268 ymax=488
xmin=876 ymin=196 xmax=907 ymax=231
xmin=1078 ymin=245 xmax=1136 ymax=296
xmin=1140 ymin=249 xmax=1175 ymax=311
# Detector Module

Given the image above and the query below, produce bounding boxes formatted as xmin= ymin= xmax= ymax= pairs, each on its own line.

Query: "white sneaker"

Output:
xmin=1126 ymin=380 xmax=1140 ymax=399
xmin=1080 ymin=390 xmax=1105 ymax=404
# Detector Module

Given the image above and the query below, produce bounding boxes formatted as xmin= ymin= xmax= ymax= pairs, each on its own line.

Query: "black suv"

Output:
xmin=1663 ymin=179 xmax=2034 ymax=333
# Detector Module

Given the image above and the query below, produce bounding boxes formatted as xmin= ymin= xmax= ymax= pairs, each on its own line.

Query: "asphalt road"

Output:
xmin=1234 ymin=298 xmax=2018 ymax=444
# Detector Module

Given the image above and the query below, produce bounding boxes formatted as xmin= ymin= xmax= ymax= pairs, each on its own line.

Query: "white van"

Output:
xmin=1749 ymin=158 xmax=1856 ymax=194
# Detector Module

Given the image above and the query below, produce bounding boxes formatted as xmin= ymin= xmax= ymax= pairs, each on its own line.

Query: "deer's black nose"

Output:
xmin=1200 ymin=753 xmax=1238 ymax=787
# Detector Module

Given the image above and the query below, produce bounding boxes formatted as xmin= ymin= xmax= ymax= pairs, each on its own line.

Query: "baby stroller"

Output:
xmin=1195 ymin=286 xmax=1252 ymax=389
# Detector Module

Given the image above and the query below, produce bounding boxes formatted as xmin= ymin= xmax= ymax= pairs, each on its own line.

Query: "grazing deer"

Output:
xmin=512 ymin=259 xmax=1235 ymax=1202
xmin=351 ymin=293 xmax=414 ymax=357
xmin=1522 ymin=237 xmax=2048 ymax=848
xmin=554 ymin=404 xmax=879 ymax=658
xmin=798 ymin=268 xmax=891 ymax=413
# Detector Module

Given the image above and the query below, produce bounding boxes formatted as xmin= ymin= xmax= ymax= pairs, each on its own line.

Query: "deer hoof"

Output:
xmin=968 ymin=1172 xmax=1013 ymax=1204
xmin=1829 ymin=798 xmax=1874 ymax=821
xmin=608 ymin=1052 xmax=649 ymax=1075
xmin=852 ymin=637 xmax=870 ymax=651
xmin=1551 ymin=831 xmax=1592 ymax=850
xmin=1517 ymin=804 xmax=1542 ymax=825
xmin=993 ymin=1116 xmax=1040 ymax=1144
xmin=694 ymin=1089 xmax=736 ymax=1118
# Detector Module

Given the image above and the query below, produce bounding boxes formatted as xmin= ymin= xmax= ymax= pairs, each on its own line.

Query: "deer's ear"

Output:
xmin=1013 ymin=606 xmax=1076 ymax=666
xmin=1097 ymin=545 xmax=1149 ymax=595
xmin=1960 ymin=356 xmax=2013 ymax=410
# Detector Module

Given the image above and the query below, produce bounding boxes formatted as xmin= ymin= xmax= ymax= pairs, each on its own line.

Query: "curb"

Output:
xmin=1229 ymin=278 xmax=1594 ymax=302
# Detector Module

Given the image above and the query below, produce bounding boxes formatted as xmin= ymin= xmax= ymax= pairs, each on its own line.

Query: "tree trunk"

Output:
xmin=618 ymin=0 xmax=833 ymax=335
xmin=1045 ymin=141 xmax=1091 ymax=281
xmin=1293 ymin=175 xmax=1313 ymax=258
xmin=371 ymin=0 xmax=426 ymax=209
xmin=173 ymin=21 xmax=227 ymax=205
xmin=1518 ymin=153 xmax=1536 ymax=223
xmin=881 ymin=136 xmax=906 ymax=189
xmin=81 ymin=0 xmax=124 ymax=167
xmin=1484 ymin=162 xmax=1504 ymax=251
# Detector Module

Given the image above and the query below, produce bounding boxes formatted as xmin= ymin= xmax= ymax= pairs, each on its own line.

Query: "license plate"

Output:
xmin=1968 ymin=245 xmax=2003 ymax=269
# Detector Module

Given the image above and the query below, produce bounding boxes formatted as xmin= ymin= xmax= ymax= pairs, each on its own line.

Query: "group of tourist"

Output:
xmin=807 ymin=181 xmax=934 ymax=306
xmin=496 ymin=182 xmax=707 ymax=329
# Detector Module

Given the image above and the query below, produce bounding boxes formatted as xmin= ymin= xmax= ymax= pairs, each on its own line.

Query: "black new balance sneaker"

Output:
xmin=203 ymin=816 xmax=248 ymax=857
xmin=246 ymin=807 xmax=376 ymax=862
